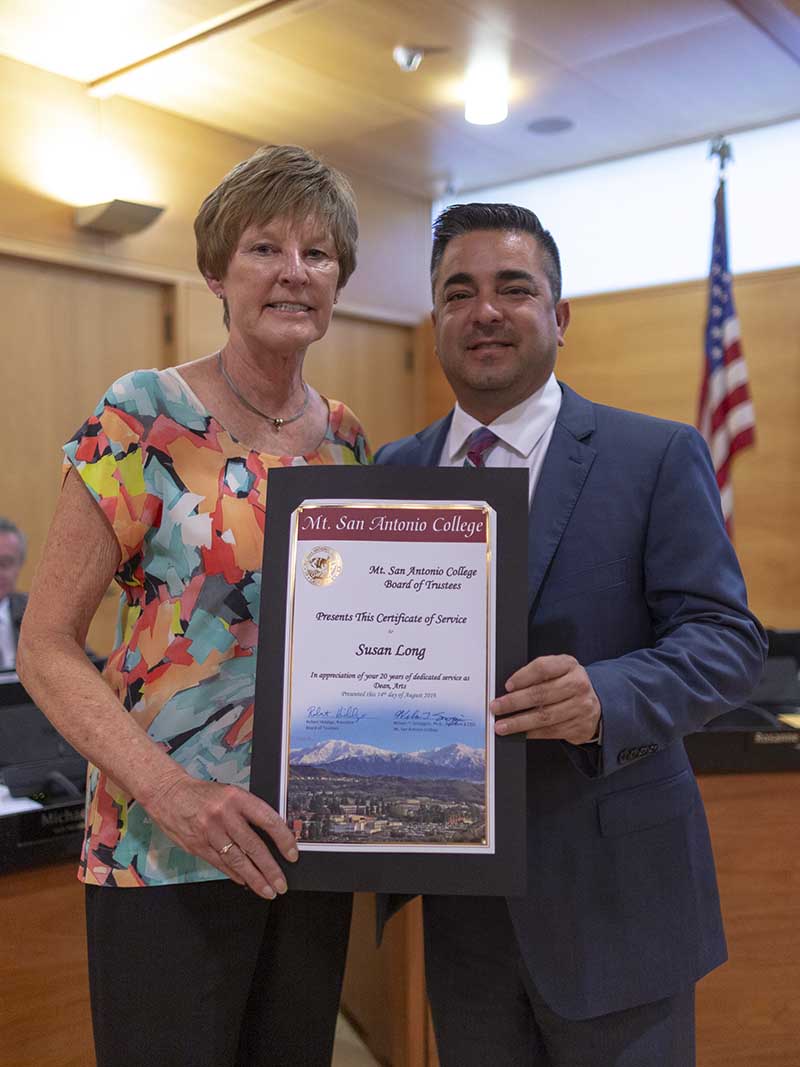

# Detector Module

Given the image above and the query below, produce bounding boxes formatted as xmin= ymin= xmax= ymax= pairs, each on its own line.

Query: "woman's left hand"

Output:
xmin=143 ymin=770 xmax=299 ymax=899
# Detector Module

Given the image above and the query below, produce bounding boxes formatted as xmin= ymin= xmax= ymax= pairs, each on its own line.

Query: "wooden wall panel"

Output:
xmin=420 ymin=267 xmax=800 ymax=629
xmin=563 ymin=268 xmax=800 ymax=630
xmin=178 ymin=280 xmax=228 ymax=365
xmin=417 ymin=316 xmax=450 ymax=428
xmin=0 ymin=254 xmax=168 ymax=655
xmin=342 ymin=894 xmax=431 ymax=1067
xmin=304 ymin=315 xmax=417 ymax=452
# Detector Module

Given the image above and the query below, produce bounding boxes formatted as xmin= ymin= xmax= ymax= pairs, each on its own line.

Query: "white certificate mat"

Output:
xmin=281 ymin=500 xmax=496 ymax=854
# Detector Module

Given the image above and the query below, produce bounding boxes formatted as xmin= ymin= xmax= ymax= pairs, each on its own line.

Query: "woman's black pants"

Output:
xmin=85 ymin=879 xmax=353 ymax=1067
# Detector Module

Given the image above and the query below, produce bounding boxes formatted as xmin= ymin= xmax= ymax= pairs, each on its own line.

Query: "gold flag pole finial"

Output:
xmin=709 ymin=136 xmax=733 ymax=176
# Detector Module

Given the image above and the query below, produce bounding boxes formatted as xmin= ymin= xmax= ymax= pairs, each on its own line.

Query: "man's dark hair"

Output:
xmin=0 ymin=517 xmax=26 ymax=561
xmin=430 ymin=202 xmax=562 ymax=303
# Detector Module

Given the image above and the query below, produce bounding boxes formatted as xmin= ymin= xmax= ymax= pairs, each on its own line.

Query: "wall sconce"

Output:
xmin=74 ymin=199 xmax=164 ymax=237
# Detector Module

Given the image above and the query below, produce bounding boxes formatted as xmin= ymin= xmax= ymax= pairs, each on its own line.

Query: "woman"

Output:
xmin=18 ymin=145 xmax=370 ymax=1067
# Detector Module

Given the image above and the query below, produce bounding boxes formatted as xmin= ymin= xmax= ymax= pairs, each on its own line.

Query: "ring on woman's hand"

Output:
xmin=218 ymin=841 xmax=237 ymax=856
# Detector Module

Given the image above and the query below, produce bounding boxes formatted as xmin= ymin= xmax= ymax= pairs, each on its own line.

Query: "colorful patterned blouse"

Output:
xmin=63 ymin=367 xmax=371 ymax=887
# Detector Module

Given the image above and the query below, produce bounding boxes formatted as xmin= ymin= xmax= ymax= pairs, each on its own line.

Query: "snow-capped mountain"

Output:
xmin=293 ymin=740 xmax=394 ymax=765
xmin=291 ymin=739 xmax=485 ymax=781
xmin=412 ymin=743 xmax=485 ymax=773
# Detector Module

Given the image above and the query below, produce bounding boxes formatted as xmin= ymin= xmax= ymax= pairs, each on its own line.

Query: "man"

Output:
xmin=376 ymin=204 xmax=766 ymax=1066
xmin=0 ymin=517 xmax=27 ymax=670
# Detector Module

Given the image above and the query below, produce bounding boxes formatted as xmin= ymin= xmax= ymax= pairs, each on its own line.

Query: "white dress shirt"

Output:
xmin=440 ymin=373 xmax=562 ymax=501
xmin=0 ymin=596 xmax=16 ymax=670
xmin=441 ymin=373 xmax=602 ymax=745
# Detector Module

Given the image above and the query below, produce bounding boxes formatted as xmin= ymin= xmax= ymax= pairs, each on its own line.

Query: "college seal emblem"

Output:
xmin=302 ymin=546 xmax=343 ymax=586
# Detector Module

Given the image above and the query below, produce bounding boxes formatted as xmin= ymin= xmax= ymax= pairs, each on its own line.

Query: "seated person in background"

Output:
xmin=0 ymin=516 xmax=95 ymax=671
xmin=0 ymin=517 xmax=27 ymax=670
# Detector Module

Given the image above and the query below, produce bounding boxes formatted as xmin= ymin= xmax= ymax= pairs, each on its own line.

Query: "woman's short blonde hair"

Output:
xmin=194 ymin=144 xmax=358 ymax=318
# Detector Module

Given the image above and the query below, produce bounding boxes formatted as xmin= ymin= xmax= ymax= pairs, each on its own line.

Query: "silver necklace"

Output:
xmin=217 ymin=351 xmax=309 ymax=431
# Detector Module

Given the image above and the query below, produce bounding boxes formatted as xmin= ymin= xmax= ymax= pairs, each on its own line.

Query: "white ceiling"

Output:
xmin=1 ymin=0 xmax=799 ymax=198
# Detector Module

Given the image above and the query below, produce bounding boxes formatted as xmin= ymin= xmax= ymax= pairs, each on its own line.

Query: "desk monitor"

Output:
xmin=0 ymin=656 xmax=105 ymax=708
xmin=750 ymin=629 xmax=800 ymax=707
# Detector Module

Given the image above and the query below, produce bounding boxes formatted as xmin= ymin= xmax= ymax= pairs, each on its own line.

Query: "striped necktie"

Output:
xmin=464 ymin=426 xmax=499 ymax=468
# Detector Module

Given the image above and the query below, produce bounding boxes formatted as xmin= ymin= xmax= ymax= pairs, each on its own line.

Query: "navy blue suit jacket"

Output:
xmin=375 ymin=382 xmax=766 ymax=1020
xmin=9 ymin=592 xmax=27 ymax=647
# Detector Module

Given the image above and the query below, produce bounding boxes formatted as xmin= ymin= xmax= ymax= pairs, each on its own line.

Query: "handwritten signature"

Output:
xmin=307 ymin=705 xmax=367 ymax=723
xmin=394 ymin=709 xmax=472 ymax=727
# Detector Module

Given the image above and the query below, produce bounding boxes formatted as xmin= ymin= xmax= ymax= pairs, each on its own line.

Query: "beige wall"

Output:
xmin=0 ymin=54 xmax=431 ymax=320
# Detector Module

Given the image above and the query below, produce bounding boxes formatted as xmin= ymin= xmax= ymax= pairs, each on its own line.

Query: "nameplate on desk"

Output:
xmin=753 ymin=731 xmax=800 ymax=745
xmin=0 ymin=799 xmax=85 ymax=872
xmin=685 ymin=727 xmax=800 ymax=774
xmin=13 ymin=802 xmax=84 ymax=846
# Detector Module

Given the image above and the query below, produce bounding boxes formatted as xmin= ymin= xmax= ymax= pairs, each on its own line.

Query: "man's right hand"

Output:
xmin=490 ymin=654 xmax=602 ymax=744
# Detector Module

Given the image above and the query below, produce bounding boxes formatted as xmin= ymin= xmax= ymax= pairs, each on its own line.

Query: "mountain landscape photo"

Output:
xmin=286 ymin=739 xmax=489 ymax=846
xmin=290 ymin=739 xmax=486 ymax=782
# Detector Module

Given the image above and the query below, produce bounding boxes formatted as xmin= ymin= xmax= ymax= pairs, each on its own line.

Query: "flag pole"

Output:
xmin=697 ymin=135 xmax=755 ymax=539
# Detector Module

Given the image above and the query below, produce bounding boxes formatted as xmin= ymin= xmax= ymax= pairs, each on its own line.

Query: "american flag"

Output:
xmin=697 ymin=178 xmax=755 ymax=535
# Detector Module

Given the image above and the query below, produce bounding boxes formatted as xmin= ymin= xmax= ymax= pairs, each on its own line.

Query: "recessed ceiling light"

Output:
xmin=464 ymin=55 xmax=509 ymax=125
xmin=527 ymin=117 xmax=574 ymax=134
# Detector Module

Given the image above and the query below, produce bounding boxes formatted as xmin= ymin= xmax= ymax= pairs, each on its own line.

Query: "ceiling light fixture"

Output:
xmin=393 ymin=45 xmax=424 ymax=72
xmin=391 ymin=43 xmax=450 ymax=73
xmin=464 ymin=54 xmax=509 ymax=125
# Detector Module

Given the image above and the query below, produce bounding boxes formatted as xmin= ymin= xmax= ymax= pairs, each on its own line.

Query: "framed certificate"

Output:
xmin=251 ymin=465 xmax=528 ymax=895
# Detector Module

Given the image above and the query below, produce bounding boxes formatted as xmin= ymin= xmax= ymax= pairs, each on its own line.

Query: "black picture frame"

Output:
xmin=251 ymin=464 xmax=528 ymax=895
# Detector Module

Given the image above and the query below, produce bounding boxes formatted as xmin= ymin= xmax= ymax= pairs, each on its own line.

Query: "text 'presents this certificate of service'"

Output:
xmin=281 ymin=500 xmax=496 ymax=855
